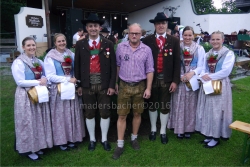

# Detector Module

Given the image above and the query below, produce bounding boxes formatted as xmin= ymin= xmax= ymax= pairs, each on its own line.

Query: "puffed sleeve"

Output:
xmin=44 ymin=56 xmax=68 ymax=83
xmin=11 ymin=59 xmax=40 ymax=87
xmin=208 ymin=51 xmax=235 ymax=80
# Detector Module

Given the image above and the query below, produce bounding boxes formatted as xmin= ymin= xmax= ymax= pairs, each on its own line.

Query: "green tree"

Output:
xmin=193 ymin=0 xmax=243 ymax=14
xmin=193 ymin=0 xmax=218 ymax=14
xmin=219 ymin=0 xmax=242 ymax=13
xmin=0 ymin=0 xmax=26 ymax=38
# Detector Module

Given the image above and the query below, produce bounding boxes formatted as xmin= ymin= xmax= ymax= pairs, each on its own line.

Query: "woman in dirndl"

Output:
xmin=168 ymin=26 xmax=205 ymax=139
xmin=12 ymin=37 xmax=53 ymax=161
xmin=195 ymin=31 xmax=235 ymax=148
xmin=44 ymin=33 xmax=85 ymax=150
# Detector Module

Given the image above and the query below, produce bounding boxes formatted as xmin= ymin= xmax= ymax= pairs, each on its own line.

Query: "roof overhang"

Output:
xmin=52 ymin=0 xmax=165 ymax=14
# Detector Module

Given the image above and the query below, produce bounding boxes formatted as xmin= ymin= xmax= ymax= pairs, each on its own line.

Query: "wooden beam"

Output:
xmin=44 ymin=0 xmax=52 ymax=48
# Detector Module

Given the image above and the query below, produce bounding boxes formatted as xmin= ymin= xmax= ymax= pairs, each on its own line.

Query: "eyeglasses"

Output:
xmin=128 ymin=32 xmax=141 ymax=36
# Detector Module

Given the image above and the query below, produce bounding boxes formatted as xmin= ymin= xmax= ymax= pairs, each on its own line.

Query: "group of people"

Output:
xmin=12 ymin=12 xmax=235 ymax=161
xmin=73 ymin=26 xmax=119 ymax=47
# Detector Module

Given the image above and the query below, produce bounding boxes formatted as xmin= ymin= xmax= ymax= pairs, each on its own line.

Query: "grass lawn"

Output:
xmin=1 ymin=74 xmax=250 ymax=166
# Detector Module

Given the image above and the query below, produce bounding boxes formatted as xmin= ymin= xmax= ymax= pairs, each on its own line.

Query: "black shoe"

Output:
xmin=131 ymin=139 xmax=140 ymax=150
xmin=149 ymin=131 xmax=156 ymax=141
xmin=36 ymin=150 xmax=44 ymax=155
xmin=59 ymin=145 xmax=70 ymax=151
xmin=200 ymin=140 xmax=208 ymax=144
xmin=88 ymin=141 xmax=96 ymax=151
xmin=160 ymin=134 xmax=168 ymax=144
xmin=199 ymin=139 xmax=212 ymax=144
xmin=68 ymin=143 xmax=77 ymax=149
xmin=184 ymin=134 xmax=191 ymax=139
xmin=112 ymin=147 xmax=124 ymax=160
xmin=177 ymin=134 xmax=184 ymax=139
xmin=68 ymin=145 xmax=78 ymax=149
xmin=101 ymin=141 xmax=111 ymax=151
xmin=26 ymin=154 xmax=42 ymax=161
xmin=203 ymin=141 xmax=220 ymax=148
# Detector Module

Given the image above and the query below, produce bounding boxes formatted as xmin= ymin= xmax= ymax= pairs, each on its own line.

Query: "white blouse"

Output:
xmin=44 ymin=51 xmax=75 ymax=83
xmin=11 ymin=59 xmax=44 ymax=87
xmin=191 ymin=46 xmax=206 ymax=76
xmin=200 ymin=50 xmax=235 ymax=80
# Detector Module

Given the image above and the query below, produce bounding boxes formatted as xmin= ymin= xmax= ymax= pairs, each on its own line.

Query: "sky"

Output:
xmin=213 ymin=0 xmax=223 ymax=9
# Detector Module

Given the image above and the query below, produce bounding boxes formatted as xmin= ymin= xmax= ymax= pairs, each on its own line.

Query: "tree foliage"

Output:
xmin=219 ymin=0 xmax=242 ymax=13
xmin=0 ymin=0 xmax=26 ymax=38
xmin=193 ymin=0 xmax=243 ymax=14
xmin=193 ymin=0 xmax=217 ymax=14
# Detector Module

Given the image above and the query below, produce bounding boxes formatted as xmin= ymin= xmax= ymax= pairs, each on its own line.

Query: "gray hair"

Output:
xmin=128 ymin=23 xmax=142 ymax=33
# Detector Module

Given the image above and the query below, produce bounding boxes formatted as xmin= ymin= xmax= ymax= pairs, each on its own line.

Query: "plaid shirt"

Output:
xmin=116 ymin=41 xmax=154 ymax=83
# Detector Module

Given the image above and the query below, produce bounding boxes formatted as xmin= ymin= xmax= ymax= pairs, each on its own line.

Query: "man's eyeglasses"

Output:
xmin=128 ymin=32 xmax=141 ymax=36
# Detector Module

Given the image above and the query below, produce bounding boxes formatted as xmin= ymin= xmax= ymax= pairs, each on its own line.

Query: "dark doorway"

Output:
xmin=111 ymin=14 xmax=127 ymax=39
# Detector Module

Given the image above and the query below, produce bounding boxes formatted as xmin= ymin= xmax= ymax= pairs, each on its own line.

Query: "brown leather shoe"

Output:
xmin=112 ymin=147 xmax=124 ymax=160
xmin=131 ymin=139 xmax=140 ymax=150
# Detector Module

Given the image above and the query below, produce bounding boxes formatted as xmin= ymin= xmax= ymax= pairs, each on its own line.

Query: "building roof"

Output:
xmin=52 ymin=0 xmax=165 ymax=13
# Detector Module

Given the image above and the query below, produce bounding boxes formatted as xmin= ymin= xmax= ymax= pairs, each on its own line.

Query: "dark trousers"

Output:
xmin=148 ymin=79 xmax=171 ymax=114
xmin=82 ymin=83 xmax=111 ymax=119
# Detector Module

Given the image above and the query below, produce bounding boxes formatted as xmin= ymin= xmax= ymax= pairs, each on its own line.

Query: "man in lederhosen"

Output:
xmin=143 ymin=12 xmax=181 ymax=144
xmin=74 ymin=13 xmax=116 ymax=151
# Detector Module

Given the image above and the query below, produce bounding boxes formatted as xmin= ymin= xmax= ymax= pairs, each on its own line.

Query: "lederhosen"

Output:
xmin=82 ymin=41 xmax=111 ymax=119
xmin=148 ymin=36 xmax=171 ymax=114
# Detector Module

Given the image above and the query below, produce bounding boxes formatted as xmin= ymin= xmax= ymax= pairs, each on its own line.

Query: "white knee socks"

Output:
xmin=100 ymin=118 xmax=110 ymax=142
xmin=149 ymin=110 xmax=158 ymax=132
xmin=160 ymin=113 xmax=169 ymax=134
xmin=86 ymin=118 xmax=96 ymax=142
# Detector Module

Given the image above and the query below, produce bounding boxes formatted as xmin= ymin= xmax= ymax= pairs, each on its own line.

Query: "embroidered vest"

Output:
xmin=156 ymin=37 xmax=166 ymax=74
xmin=53 ymin=60 xmax=73 ymax=76
xmin=23 ymin=62 xmax=41 ymax=80
xmin=207 ymin=51 xmax=229 ymax=73
xmin=90 ymin=42 xmax=101 ymax=73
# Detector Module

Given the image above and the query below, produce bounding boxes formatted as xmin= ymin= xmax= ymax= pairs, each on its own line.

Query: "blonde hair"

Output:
xmin=122 ymin=29 xmax=128 ymax=36
xmin=53 ymin=33 xmax=67 ymax=43
xmin=211 ymin=31 xmax=225 ymax=39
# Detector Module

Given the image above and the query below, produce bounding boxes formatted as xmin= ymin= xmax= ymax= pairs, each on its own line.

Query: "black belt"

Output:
xmin=121 ymin=80 xmax=141 ymax=87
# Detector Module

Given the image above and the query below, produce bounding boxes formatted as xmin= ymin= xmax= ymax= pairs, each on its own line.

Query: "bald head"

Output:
xmin=128 ymin=23 xmax=142 ymax=45
xmin=128 ymin=23 xmax=142 ymax=33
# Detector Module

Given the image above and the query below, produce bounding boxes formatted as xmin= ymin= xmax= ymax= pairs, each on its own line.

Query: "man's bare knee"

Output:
xmin=133 ymin=112 xmax=141 ymax=118
xmin=118 ymin=115 xmax=127 ymax=121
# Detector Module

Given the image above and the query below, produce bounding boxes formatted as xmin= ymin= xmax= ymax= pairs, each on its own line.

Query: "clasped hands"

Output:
xmin=181 ymin=71 xmax=195 ymax=83
xmin=38 ymin=77 xmax=47 ymax=86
